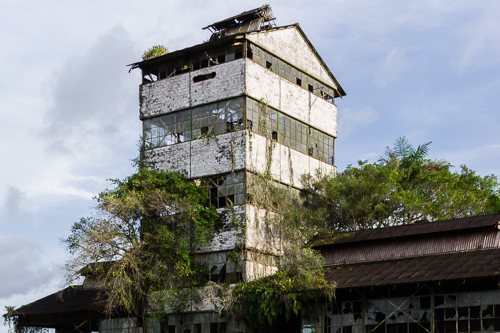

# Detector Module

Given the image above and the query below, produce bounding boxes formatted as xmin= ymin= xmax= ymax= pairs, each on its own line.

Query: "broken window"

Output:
xmin=143 ymin=97 xmax=243 ymax=149
xmin=208 ymin=171 xmax=245 ymax=208
xmin=245 ymin=97 xmax=334 ymax=161
xmin=192 ymin=97 xmax=244 ymax=139
xmin=144 ymin=110 xmax=191 ymax=149
xmin=141 ymin=43 xmax=244 ymax=84
xmin=308 ymin=127 xmax=334 ymax=165
xmin=316 ymin=291 xmax=500 ymax=333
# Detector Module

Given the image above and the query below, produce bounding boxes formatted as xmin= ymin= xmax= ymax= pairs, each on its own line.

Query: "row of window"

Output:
xmin=306 ymin=291 xmax=500 ymax=333
xmin=141 ymin=41 xmax=338 ymax=106
xmin=143 ymin=97 xmax=335 ymax=165
xmin=143 ymin=44 xmax=244 ymax=82
xmin=248 ymin=42 xmax=337 ymax=104
xmin=143 ymin=98 xmax=244 ymax=148
xmin=246 ymin=97 xmax=334 ymax=165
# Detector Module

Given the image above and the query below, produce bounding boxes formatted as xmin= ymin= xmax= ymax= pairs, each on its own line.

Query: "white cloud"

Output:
xmin=0 ymin=235 xmax=60 ymax=299
xmin=338 ymin=106 xmax=378 ymax=137
xmin=375 ymin=47 xmax=410 ymax=86
xmin=453 ymin=2 xmax=500 ymax=70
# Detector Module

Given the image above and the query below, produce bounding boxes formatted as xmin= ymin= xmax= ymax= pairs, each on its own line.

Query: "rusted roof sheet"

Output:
xmin=13 ymin=286 xmax=104 ymax=315
xmin=313 ymin=214 xmax=500 ymax=247
xmin=320 ymin=228 xmax=500 ymax=265
xmin=325 ymin=248 xmax=500 ymax=289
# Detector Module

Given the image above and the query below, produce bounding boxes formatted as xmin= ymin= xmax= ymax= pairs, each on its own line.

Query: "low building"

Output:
xmin=306 ymin=213 xmax=500 ymax=333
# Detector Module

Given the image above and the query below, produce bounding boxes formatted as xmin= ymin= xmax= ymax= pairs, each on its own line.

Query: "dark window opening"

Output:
xmin=296 ymin=78 xmax=302 ymax=86
xmin=272 ymin=131 xmax=278 ymax=141
xmin=193 ymin=62 xmax=201 ymax=70
xmin=201 ymin=127 xmax=209 ymax=136
xmin=210 ymin=188 xmax=218 ymax=206
xmin=308 ymin=146 xmax=313 ymax=156
xmin=159 ymin=71 xmax=166 ymax=80
xmin=218 ymin=197 xmax=227 ymax=208
xmin=200 ymin=59 xmax=209 ymax=68
xmin=217 ymin=54 xmax=226 ymax=64
xmin=210 ymin=323 xmax=226 ymax=333
xmin=266 ymin=61 xmax=272 ymax=69
xmin=161 ymin=324 xmax=176 ymax=333
xmin=308 ymin=84 xmax=314 ymax=92
xmin=247 ymin=48 xmax=253 ymax=59
xmin=194 ymin=324 xmax=201 ymax=333
xmin=193 ymin=72 xmax=216 ymax=83
xmin=235 ymin=50 xmax=243 ymax=59
xmin=247 ymin=120 xmax=253 ymax=130
xmin=227 ymin=195 xmax=235 ymax=205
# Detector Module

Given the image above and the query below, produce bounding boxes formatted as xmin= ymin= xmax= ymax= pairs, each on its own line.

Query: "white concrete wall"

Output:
xmin=246 ymin=132 xmax=336 ymax=188
xmin=246 ymin=27 xmax=336 ymax=88
xmin=144 ymin=131 xmax=246 ymax=178
xmin=246 ymin=60 xmax=337 ymax=137
xmin=140 ymin=59 xmax=246 ymax=119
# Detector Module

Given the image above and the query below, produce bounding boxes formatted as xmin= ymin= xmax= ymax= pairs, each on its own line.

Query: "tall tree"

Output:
xmin=64 ymin=169 xmax=220 ymax=318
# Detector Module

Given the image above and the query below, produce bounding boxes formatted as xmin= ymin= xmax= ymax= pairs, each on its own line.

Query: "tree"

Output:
xmin=301 ymin=137 xmax=500 ymax=233
xmin=64 ymin=169 xmax=220 ymax=319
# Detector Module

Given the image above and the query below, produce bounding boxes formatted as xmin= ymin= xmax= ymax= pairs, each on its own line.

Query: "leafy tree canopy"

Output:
xmin=64 ymin=168 xmax=220 ymax=317
xmin=301 ymin=136 xmax=500 ymax=236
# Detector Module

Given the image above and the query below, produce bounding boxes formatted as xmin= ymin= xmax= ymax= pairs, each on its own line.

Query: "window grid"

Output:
xmin=246 ymin=97 xmax=334 ymax=165
xmin=209 ymin=171 xmax=246 ymax=208
xmin=248 ymin=43 xmax=337 ymax=103
xmin=309 ymin=291 xmax=500 ymax=333
xmin=144 ymin=97 xmax=244 ymax=149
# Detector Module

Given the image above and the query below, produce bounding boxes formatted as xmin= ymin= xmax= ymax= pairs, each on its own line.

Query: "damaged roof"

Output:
xmin=312 ymin=213 xmax=500 ymax=247
xmin=202 ymin=5 xmax=273 ymax=32
xmin=129 ymin=20 xmax=346 ymax=96
xmin=325 ymin=248 xmax=500 ymax=289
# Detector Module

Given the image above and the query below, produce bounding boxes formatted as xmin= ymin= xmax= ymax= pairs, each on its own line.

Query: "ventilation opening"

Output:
xmin=272 ymin=131 xmax=278 ymax=141
xmin=296 ymin=78 xmax=302 ymax=86
xmin=308 ymin=84 xmax=314 ymax=92
xmin=266 ymin=61 xmax=272 ymax=69
xmin=193 ymin=72 xmax=216 ymax=83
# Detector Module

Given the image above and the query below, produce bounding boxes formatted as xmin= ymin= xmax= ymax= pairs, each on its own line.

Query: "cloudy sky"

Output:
xmin=1 ymin=0 xmax=500 ymax=327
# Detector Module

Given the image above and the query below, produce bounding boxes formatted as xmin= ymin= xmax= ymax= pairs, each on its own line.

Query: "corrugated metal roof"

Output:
xmin=320 ymin=228 xmax=500 ymax=265
xmin=313 ymin=213 xmax=500 ymax=247
xmin=325 ymin=248 xmax=500 ymax=289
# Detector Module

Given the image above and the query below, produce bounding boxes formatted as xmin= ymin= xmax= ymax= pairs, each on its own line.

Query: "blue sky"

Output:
xmin=1 ymin=0 xmax=499 ymax=327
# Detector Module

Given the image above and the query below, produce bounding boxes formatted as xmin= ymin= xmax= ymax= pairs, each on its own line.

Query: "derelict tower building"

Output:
xmin=130 ymin=5 xmax=345 ymax=288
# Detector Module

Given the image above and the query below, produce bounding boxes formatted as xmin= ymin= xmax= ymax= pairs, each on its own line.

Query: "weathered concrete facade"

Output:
xmin=139 ymin=22 xmax=342 ymax=280
xmin=129 ymin=6 xmax=345 ymax=332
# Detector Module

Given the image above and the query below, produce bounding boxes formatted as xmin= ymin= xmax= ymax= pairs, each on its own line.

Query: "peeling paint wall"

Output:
xmin=144 ymin=131 xmax=246 ymax=178
xmin=140 ymin=59 xmax=246 ymax=119
xmin=246 ymin=60 xmax=337 ymax=137
xmin=246 ymin=27 xmax=336 ymax=88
